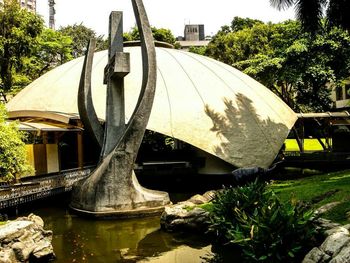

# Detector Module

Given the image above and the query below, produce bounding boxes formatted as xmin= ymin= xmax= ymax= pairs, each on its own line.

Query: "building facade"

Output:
xmin=184 ymin=24 xmax=205 ymax=41
xmin=0 ymin=0 xmax=36 ymax=12
xmin=177 ymin=24 xmax=211 ymax=50
xmin=333 ymin=82 xmax=350 ymax=109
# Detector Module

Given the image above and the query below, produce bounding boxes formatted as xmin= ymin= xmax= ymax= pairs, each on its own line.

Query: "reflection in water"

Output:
xmin=25 ymin=198 xmax=211 ymax=263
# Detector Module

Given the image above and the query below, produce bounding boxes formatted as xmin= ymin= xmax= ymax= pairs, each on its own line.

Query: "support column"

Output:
xmin=77 ymin=131 xmax=84 ymax=169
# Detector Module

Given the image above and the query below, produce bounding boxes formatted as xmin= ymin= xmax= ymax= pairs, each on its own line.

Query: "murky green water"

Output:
xmin=19 ymin=195 xmax=212 ymax=263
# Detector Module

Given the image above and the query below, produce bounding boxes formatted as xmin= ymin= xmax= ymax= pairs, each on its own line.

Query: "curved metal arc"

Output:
xmin=100 ymin=0 xmax=157 ymax=162
xmin=77 ymin=38 xmax=104 ymax=148
xmin=122 ymin=0 xmax=157 ymax=136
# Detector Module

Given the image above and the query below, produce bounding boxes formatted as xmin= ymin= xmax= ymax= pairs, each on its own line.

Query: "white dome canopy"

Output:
xmin=7 ymin=47 xmax=297 ymax=168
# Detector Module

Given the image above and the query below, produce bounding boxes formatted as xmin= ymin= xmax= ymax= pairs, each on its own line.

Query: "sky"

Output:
xmin=36 ymin=0 xmax=296 ymax=38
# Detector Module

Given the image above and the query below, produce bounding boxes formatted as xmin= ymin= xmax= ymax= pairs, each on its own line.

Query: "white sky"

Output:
xmin=36 ymin=0 xmax=296 ymax=38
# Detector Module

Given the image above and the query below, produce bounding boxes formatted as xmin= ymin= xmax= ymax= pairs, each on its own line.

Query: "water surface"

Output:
xmin=20 ymin=195 xmax=212 ymax=263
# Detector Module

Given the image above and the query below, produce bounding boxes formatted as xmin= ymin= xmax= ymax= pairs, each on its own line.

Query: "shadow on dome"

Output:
xmin=204 ymin=93 xmax=289 ymax=168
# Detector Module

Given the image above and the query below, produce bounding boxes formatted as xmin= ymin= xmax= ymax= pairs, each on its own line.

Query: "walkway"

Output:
xmin=0 ymin=167 xmax=93 ymax=209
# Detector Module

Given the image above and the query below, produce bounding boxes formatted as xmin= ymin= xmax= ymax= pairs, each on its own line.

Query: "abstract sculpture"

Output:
xmin=70 ymin=0 xmax=170 ymax=217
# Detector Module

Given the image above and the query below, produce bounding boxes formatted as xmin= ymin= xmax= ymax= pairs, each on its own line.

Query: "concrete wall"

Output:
xmin=46 ymin=144 xmax=59 ymax=173
xmin=195 ymin=148 xmax=234 ymax=175
xmin=25 ymin=143 xmax=59 ymax=175
xmin=184 ymin=25 xmax=205 ymax=41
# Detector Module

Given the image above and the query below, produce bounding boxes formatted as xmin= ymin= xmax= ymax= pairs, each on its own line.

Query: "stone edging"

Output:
xmin=0 ymin=213 xmax=55 ymax=263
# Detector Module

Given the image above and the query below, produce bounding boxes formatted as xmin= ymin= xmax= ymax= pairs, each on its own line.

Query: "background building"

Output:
xmin=0 ymin=0 xmax=36 ymax=12
xmin=20 ymin=0 xmax=36 ymax=12
xmin=184 ymin=24 xmax=205 ymax=41
xmin=177 ymin=24 xmax=211 ymax=50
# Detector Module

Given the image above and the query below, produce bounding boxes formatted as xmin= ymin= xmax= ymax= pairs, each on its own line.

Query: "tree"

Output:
xmin=23 ymin=29 xmax=73 ymax=80
xmin=205 ymin=18 xmax=350 ymax=112
xmin=123 ymin=26 xmax=177 ymax=46
xmin=270 ymin=0 xmax=350 ymax=32
xmin=58 ymin=23 xmax=108 ymax=58
xmin=0 ymin=104 xmax=34 ymax=181
xmin=0 ymin=0 xmax=44 ymax=101
xmin=230 ymin=16 xmax=263 ymax=32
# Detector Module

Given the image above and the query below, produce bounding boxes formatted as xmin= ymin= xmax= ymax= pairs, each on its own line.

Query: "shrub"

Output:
xmin=0 ymin=104 xmax=34 ymax=181
xmin=209 ymin=180 xmax=316 ymax=262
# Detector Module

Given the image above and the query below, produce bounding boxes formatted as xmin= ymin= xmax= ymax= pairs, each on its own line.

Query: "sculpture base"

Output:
xmin=70 ymin=168 xmax=171 ymax=218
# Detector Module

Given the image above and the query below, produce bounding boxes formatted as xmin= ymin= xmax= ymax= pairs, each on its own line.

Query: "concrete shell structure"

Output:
xmin=6 ymin=47 xmax=297 ymax=168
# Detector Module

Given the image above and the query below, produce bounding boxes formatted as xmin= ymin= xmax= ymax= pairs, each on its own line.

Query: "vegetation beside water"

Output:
xmin=207 ymin=180 xmax=316 ymax=262
xmin=202 ymin=169 xmax=350 ymax=262
xmin=0 ymin=104 xmax=34 ymax=181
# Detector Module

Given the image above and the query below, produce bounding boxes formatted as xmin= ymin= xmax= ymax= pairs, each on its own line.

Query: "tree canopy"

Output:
xmin=20 ymin=29 xmax=73 ymax=87
xmin=270 ymin=0 xmax=350 ymax=32
xmin=205 ymin=18 xmax=350 ymax=112
xmin=0 ymin=104 xmax=34 ymax=181
xmin=58 ymin=23 xmax=108 ymax=58
xmin=0 ymin=0 xmax=44 ymax=100
xmin=123 ymin=26 xmax=177 ymax=46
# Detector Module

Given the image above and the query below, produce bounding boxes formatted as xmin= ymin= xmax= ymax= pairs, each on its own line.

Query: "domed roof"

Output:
xmin=7 ymin=47 xmax=297 ymax=168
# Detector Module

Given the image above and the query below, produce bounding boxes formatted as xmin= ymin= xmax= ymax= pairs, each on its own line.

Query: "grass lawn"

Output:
xmin=271 ymin=169 xmax=350 ymax=224
xmin=284 ymin=138 xmax=328 ymax=151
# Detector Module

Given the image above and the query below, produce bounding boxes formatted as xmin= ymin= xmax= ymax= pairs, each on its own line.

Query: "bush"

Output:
xmin=0 ymin=104 xmax=34 ymax=181
xmin=209 ymin=180 xmax=316 ymax=262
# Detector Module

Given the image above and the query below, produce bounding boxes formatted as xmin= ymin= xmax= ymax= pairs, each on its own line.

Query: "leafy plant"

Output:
xmin=0 ymin=104 xmax=34 ymax=181
xmin=209 ymin=180 xmax=316 ymax=262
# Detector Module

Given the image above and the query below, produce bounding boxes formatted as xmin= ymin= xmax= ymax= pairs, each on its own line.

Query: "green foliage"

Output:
xmin=209 ymin=180 xmax=316 ymax=262
xmin=188 ymin=46 xmax=207 ymax=55
xmin=0 ymin=104 xmax=34 ymax=181
xmin=272 ymin=170 xmax=350 ymax=224
xmin=24 ymin=29 xmax=73 ymax=79
xmin=123 ymin=26 xmax=176 ymax=45
xmin=58 ymin=23 xmax=107 ymax=58
xmin=230 ymin=17 xmax=263 ymax=32
xmin=0 ymin=0 xmax=44 ymax=98
xmin=205 ymin=18 xmax=350 ymax=112
xmin=271 ymin=0 xmax=350 ymax=32
xmin=141 ymin=130 xmax=174 ymax=151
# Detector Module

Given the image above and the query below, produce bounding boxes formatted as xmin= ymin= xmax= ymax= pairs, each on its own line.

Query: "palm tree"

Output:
xmin=270 ymin=0 xmax=350 ymax=32
xmin=327 ymin=0 xmax=350 ymax=30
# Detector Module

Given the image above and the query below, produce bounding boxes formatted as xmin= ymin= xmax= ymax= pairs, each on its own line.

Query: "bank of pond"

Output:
xmin=2 ymin=169 xmax=350 ymax=262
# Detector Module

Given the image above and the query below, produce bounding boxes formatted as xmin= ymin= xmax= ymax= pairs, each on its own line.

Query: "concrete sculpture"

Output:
xmin=70 ymin=0 xmax=170 ymax=217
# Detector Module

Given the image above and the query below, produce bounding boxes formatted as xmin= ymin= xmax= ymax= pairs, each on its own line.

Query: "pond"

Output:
xmin=15 ymin=194 xmax=214 ymax=263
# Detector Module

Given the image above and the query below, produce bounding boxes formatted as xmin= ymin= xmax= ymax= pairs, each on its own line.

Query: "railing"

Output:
xmin=0 ymin=167 xmax=94 ymax=209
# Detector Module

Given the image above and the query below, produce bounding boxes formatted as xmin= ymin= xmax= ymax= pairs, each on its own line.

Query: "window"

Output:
xmin=336 ymin=86 xmax=343 ymax=100
xmin=345 ymin=84 xmax=350 ymax=99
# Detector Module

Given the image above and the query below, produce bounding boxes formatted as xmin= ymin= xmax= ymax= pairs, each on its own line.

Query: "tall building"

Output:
xmin=177 ymin=24 xmax=211 ymax=50
xmin=0 ymin=0 xmax=36 ymax=12
xmin=184 ymin=24 xmax=205 ymax=41
xmin=20 ymin=0 xmax=36 ymax=12
xmin=48 ymin=0 xmax=55 ymax=29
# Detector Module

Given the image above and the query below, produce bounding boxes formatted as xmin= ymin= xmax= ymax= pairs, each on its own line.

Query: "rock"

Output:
xmin=202 ymin=190 xmax=216 ymax=202
xmin=325 ymin=226 xmax=349 ymax=237
xmin=188 ymin=194 xmax=208 ymax=205
xmin=28 ymin=213 xmax=44 ymax=227
xmin=302 ymin=247 xmax=330 ymax=263
xmin=0 ymin=214 xmax=55 ymax=263
xmin=314 ymin=218 xmax=341 ymax=231
xmin=32 ymin=240 xmax=55 ymax=260
xmin=315 ymin=202 xmax=341 ymax=215
xmin=303 ymin=218 xmax=350 ymax=263
xmin=0 ymin=248 xmax=16 ymax=263
xmin=320 ymin=231 xmax=350 ymax=256
xmin=329 ymin=242 xmax=350 ymax=263
xmin=160 ymin=190 xmax=217 ymax=233
xmin=160 ymin=206 xmax=210 ymax=233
